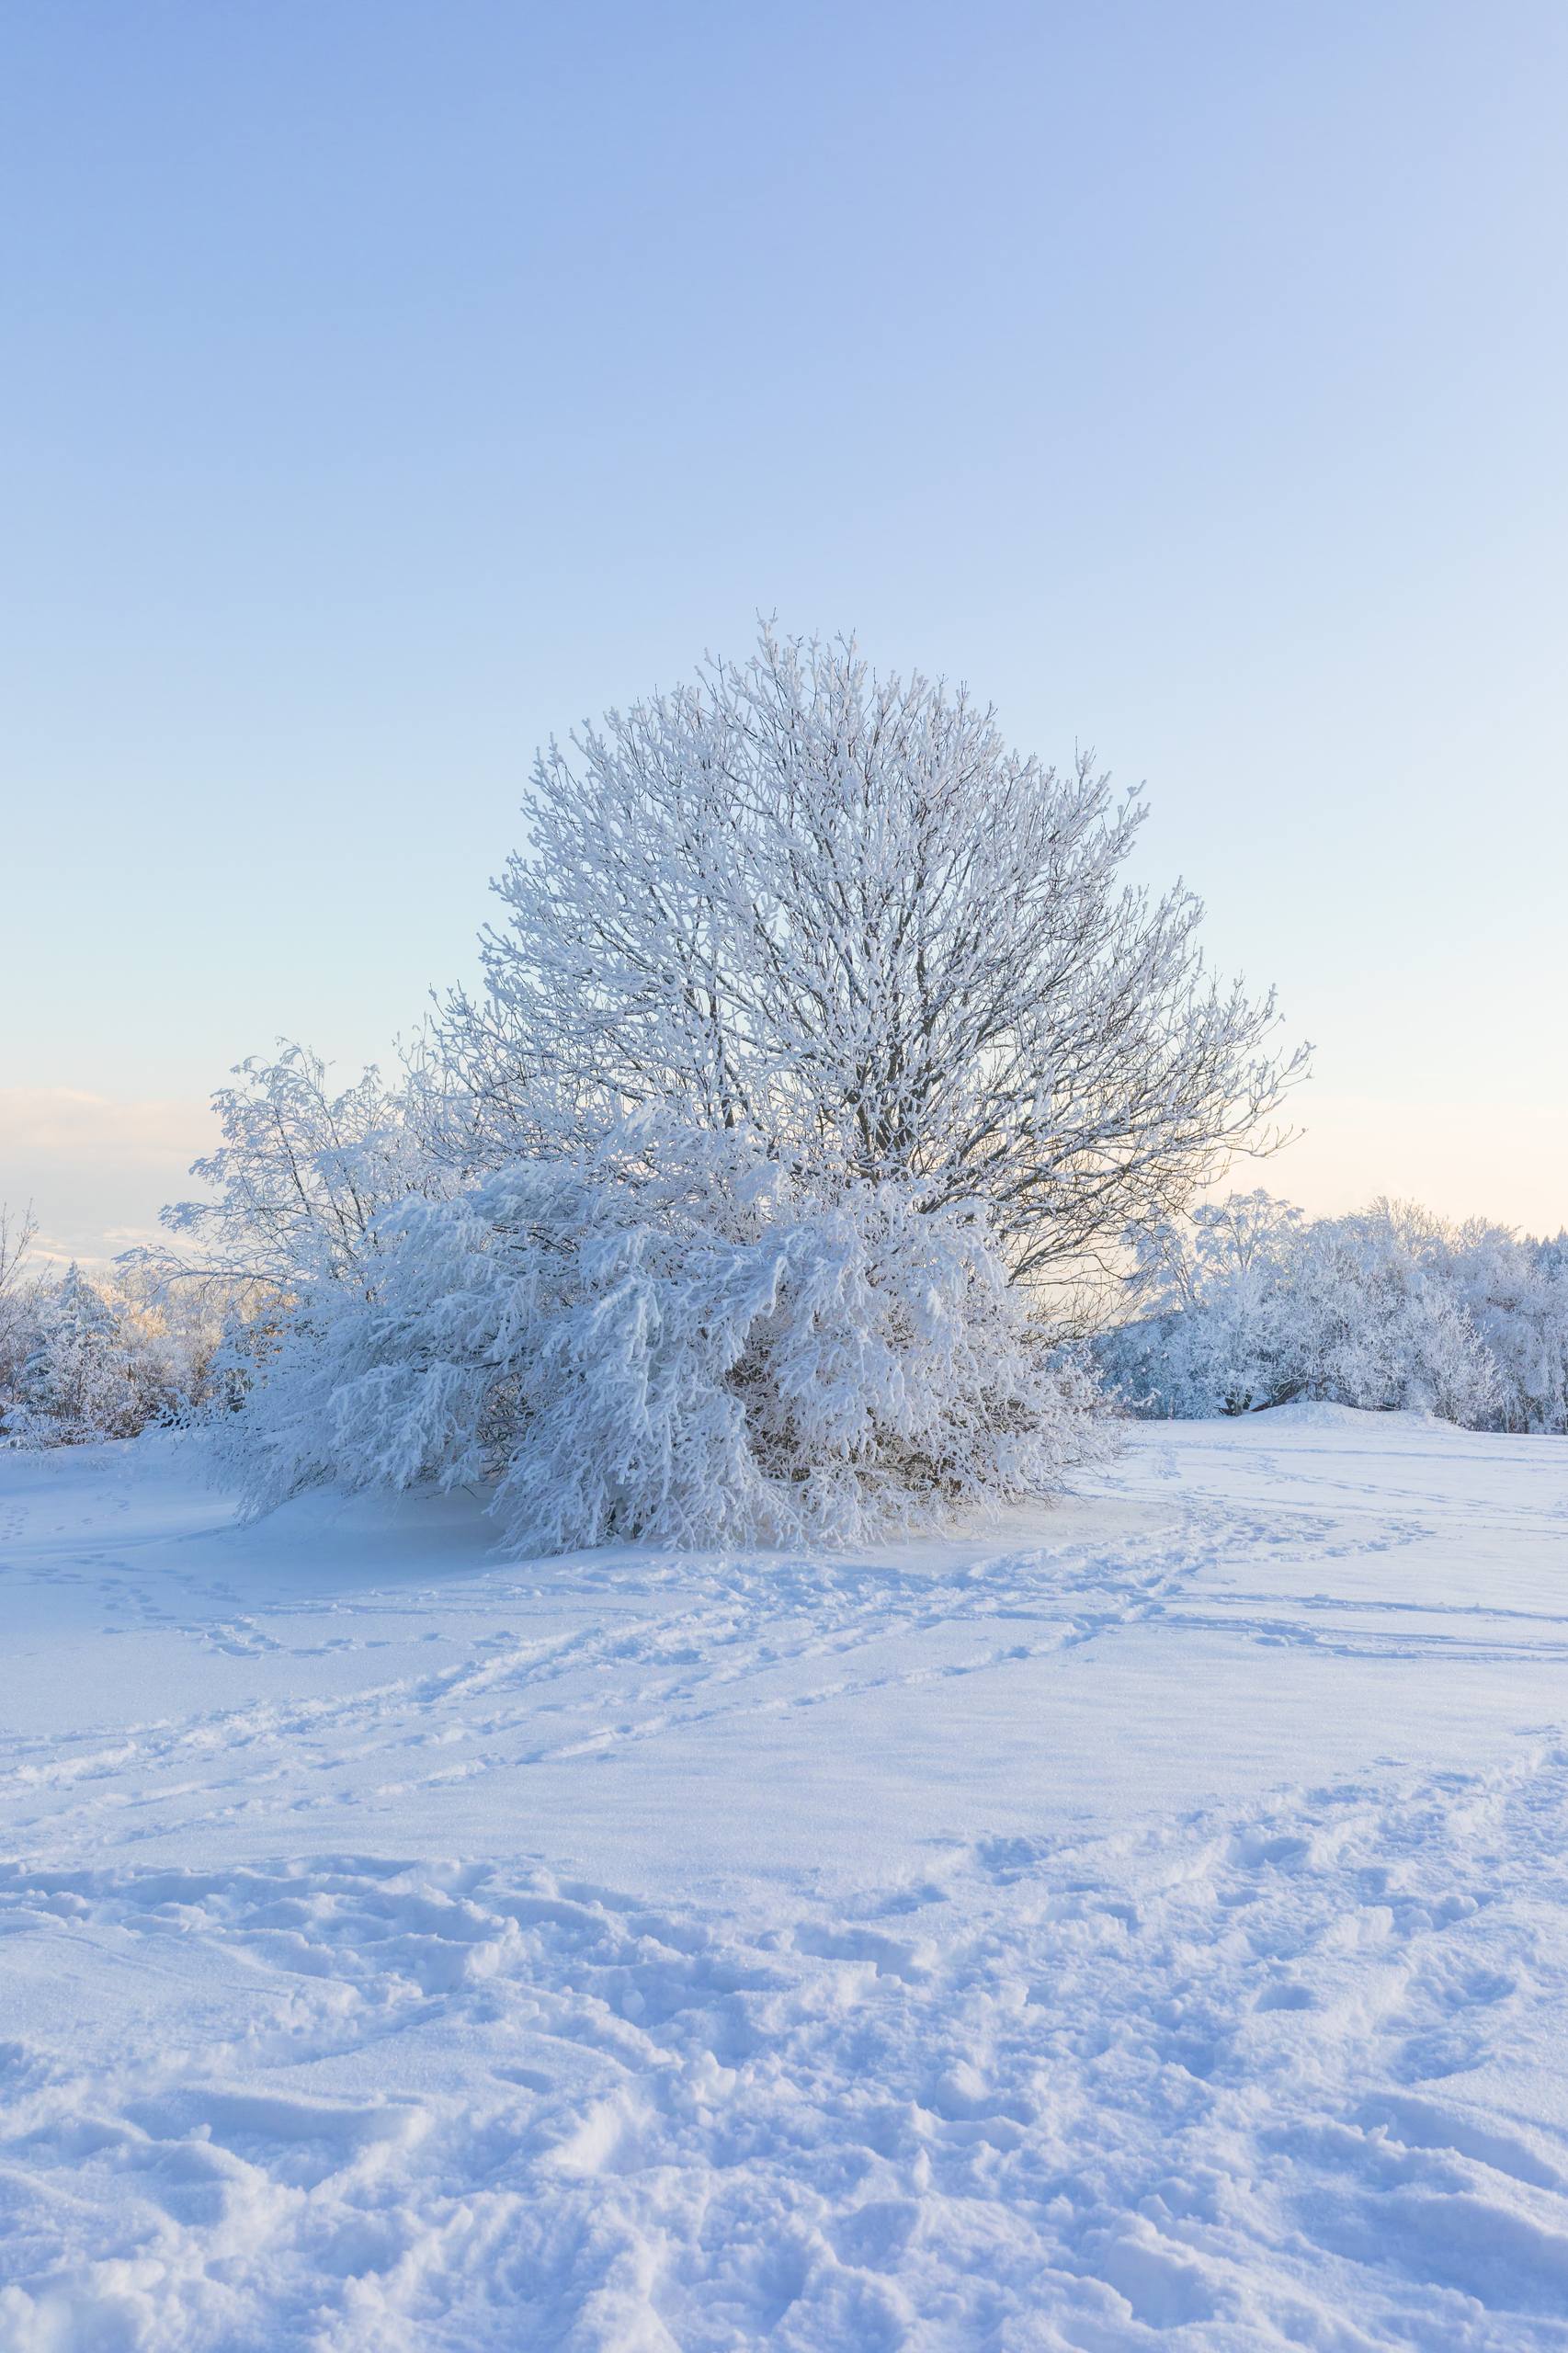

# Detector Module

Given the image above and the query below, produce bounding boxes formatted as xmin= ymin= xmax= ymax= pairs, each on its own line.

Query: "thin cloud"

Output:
xmin=0 ymin=1088 xmax=215 ymax=1267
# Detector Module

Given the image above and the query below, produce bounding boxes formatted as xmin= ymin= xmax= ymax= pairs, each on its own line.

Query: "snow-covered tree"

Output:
xmin=20 ymin=1264 xmax=119 ymax=1428
xmin=182 ymin=631 xmax=1324 ymax=1540
xmin=214 ymin=1117 xmax=1108 ymax=1552
xmin=0 ymin=1202 xmax=39 ymax=1357
xmin=1284 ymin=1206 xmax=1502 ymax=1424
xmin=437 ymin=628 xmax=1305 ymax=1277
xmin=0 ymin=1220 xmax=233 ymax=1449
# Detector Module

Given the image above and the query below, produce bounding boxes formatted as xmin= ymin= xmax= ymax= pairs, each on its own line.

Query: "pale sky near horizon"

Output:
xmin=4 ymin=2 xmax=1565 ymax=1263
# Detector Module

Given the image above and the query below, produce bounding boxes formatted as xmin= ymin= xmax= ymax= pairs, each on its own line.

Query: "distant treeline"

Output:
xmin=1098 ymin=1194 xmax=1568 ymax=1434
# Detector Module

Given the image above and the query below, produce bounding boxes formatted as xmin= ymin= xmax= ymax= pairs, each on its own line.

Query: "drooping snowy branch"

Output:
xmin=152 ymin=1043 xmax=437 ymax=1290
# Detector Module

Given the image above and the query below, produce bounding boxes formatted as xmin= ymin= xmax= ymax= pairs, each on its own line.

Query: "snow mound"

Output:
xmin=1251 ymin=1399 xmax=1440 ymax=1429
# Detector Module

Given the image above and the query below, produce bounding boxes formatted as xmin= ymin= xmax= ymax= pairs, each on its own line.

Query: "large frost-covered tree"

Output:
xmin=175 ymin=631 xmax=1318 ymax=1546
xmin=438 ymin=628 xmax=1305 ymax=1275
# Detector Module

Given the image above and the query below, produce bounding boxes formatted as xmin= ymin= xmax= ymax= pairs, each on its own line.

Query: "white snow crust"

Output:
xmin=3 ymin=1411 xmax=1568 ymax=2347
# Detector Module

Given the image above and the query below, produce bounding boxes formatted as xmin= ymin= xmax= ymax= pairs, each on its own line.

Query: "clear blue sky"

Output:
xmin=5 ymin=1 xmax=1565 ymax=1256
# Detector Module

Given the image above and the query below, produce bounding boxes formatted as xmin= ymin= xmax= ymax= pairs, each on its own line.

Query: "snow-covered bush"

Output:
xmin=215 ymin=1120 xmax=1107 ymax=1552
xmin=1101 ymin=1193 xmax=1565 ymax=1431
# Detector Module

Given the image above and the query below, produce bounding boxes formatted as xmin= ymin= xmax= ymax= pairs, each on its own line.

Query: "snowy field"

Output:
xmin=3 ymin=1410 xmax=1568 ymax=2350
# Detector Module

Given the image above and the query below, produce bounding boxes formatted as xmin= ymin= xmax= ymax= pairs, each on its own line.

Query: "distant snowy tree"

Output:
xmin=21 ymin=1264 xmax=119 ymax=1427
xmin=1411 ymin=1216 xmax=1568 ymax=1436
xmin=0 ymin=1204 xmax=42 ymax=1437
xmin=1285 ymin=1205 xmax=1501 ymax=1424
xmin=214 ymin=1117 xmax=1108 ymax=1552
xmin=1111 ymin=1191 xmax=1303 ymax=1415
xmin=437 ymin=628 xmax=1305 ymax=1277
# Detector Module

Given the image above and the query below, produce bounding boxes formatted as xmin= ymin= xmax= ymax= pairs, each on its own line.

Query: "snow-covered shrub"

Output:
xmin=215 ymin=1121 xmax=1108 ymax=1552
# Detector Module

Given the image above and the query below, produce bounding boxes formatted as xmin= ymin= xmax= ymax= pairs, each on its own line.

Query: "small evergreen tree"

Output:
xmin=21 ymin=1265 xmax=131 ymax=1439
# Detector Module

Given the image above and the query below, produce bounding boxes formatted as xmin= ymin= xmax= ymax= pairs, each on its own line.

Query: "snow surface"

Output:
xmin=3 ymin=1411 xmax=1568 ymax=2348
